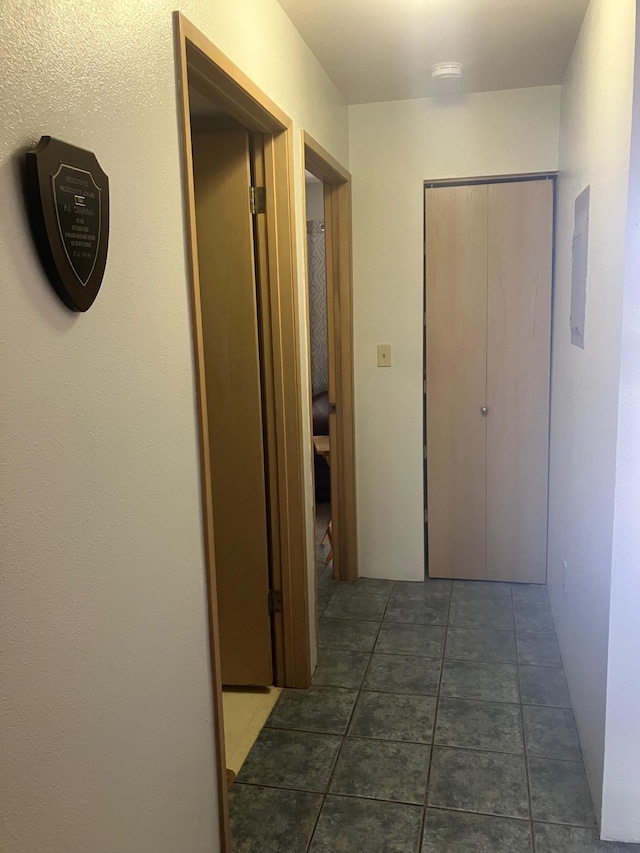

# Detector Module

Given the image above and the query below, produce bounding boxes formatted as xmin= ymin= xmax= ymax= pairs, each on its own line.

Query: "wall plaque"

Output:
xmin=25 ymin=136 xmax=109 ymax=311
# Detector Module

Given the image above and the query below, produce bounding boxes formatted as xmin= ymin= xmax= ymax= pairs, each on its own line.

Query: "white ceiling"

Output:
xmin=277 ymin=0 xmax=590 ymax=104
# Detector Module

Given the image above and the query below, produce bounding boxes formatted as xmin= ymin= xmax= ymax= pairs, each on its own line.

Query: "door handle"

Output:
xmin=481 ymin=406 xmax=488 ymax=417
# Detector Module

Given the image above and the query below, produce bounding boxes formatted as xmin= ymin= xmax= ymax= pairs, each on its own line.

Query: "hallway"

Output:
xmin=229 ymin=577 xmax=640 ymax=852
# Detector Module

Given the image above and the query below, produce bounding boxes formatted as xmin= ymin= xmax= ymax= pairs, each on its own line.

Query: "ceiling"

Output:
xmin=277 ymin=0 xmax=590 ymax=104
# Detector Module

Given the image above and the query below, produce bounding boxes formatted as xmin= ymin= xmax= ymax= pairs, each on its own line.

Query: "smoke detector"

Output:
xmin=431 ymin=62 xmax=463 ymax=80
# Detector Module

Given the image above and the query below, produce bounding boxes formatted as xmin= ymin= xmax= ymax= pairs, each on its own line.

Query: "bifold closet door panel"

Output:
xmin=487 ymin=180 xmax=553 ymax=583
xmin=425 ymin=185 xmax=488 ymax=579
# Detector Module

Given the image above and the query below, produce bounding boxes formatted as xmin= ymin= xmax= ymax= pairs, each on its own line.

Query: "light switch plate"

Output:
xmin=377 ymin=344 xmax=392 ymax=367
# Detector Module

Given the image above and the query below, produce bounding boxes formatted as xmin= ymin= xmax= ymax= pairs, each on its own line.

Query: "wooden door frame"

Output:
xmin=303 ymin=132 xmax=358 ymax=582
xmin=174 ymin=13 xmax=312 ymax=848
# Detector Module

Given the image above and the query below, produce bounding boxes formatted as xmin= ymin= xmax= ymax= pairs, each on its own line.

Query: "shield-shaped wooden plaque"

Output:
xmin=25 ymin=136 xmax=109 ymax=312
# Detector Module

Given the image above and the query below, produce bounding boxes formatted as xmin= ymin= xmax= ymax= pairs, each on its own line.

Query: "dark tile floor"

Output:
xmin=229 ymin=517 xmax=640 ymax=852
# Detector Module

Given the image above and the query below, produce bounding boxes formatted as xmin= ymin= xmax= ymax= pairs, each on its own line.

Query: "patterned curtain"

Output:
xmin=307 ymin=221 xmax=328 ymax=395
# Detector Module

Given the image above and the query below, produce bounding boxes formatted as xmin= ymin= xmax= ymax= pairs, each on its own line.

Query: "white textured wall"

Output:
xmin=0 ymin=1 xmax=347 ymax=851
xmin=348 ymin=87 xmax=561 ymax=579
xmin=601 ymin=4 xmax=640 ymax=842
xmin=547 ymin=0 xmax=635 ymax=827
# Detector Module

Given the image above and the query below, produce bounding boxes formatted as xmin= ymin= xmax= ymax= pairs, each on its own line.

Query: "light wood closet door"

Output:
xmin=426 ymin=185 xmax=488 ymax=579
xmin=192 ymin=132 xmax=272 ymax=686
xmin=486 ymin=180 xmax=553 ymax=583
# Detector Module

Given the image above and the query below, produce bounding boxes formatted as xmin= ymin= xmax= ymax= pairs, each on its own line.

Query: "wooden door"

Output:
xmin=486 ymin=180 xmax=553 ymax=583
xmin=425 ymin=184 xmax=489 ymax=579
xmin=192 ymin=131 xmax=272 ymax=685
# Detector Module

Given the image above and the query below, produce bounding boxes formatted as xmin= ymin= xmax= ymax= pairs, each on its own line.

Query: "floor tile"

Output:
xmin=323 ymin=591 xmax=388 ymax=621
xmin=394 ymin=579 xmax=452 ymax=599
xmin=363 ymin=653 xmax=442 ymax=695
xmin=318 ymin=617 xmax=380 ymax=652
xmin=375 ymin=622 xmax=446 ymax=658
xmin=429 ymin=746 xmax=529 ymax=819
xmin=317 ymin=564 xmax=333 ymax=582
xmin=523 ymin=705 xmax=581 ymax=760
xmin=316 ymin=501 xmax=331 ymax=526
xmin=317 ymin=571 xmax=337 ymax=612
xmin=236 ymin=728 xmax=341 ymax=792
xmin=514 ymin=600 xmax=555 ymax=634
xmin=317 ymin=563 xmax=334 ymax=579
xmin=229 ymin=784 xmax=322 ymax=853
xmin=451 ymin=580 xmax=513 ymax=600
xmin=517 ymin=633 xmax=562 ymax=667
xmin=356 ymin=577 xmax=396 ymax=594
xmin=266 ymin=686 xmax=358 ymax=735
xmin=435 ymin=697 xmax=523 ymax=754
xmin=331 ymin=579 xmax=394 ymax=599
xmin=309 ymin=795 xmax=423 ymax=853
xmin=330 ymin=736 xmax=430 ymax=804
xmin=449 ymin=597 xmax=514 ymax=630
xmin=445 ymin=627 xmax=517 ymax=663
xmin=422 ymin=808 xmax=533 ymax=853
xmin=528 ymin=756 xmax=597 ymax=826
xmin=533 ymin=822 xmax=640 ymax=852
xmin=519 ymin=665 xmax=571 ymax=707
xmin=385 ymin=596 xmax=450 ymax=626
xmin=348 ymin=690 xmax=437 ymax=743
xmin=312 ymin=648 xmax=371 ymax=688
xmin=511 ymin=583 xmax=549 ymax=605
xmin=440 ymin=659 xmax=520 ymax=703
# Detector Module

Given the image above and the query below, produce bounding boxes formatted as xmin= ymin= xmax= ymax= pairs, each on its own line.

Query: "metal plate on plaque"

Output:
xmin=25 ymin=136 xmax=109 ymax=312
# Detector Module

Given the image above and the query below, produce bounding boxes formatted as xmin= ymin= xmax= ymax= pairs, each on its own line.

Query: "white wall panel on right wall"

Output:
xmin=548 ymin=0 xmax=636 ymax=835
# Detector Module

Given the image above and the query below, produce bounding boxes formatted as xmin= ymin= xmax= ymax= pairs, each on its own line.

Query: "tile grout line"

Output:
xmin=262 ymin=723 xmax=584 ymax=761
xmin=305 ymin=582 xmax=393 ymax=853
xmin=319 ymin=637 xmax=566 ymax=674
xmin=304 ymin=577 xmax=349 ymax=853
xmin=418 ymin=579 xmax=454 ymax=852
xmin=295 ymin=530 xmax=336 ymax=852
xmin=513 ymin=586 xmax=536 ymax=852
xmin=303 ymin=576 xmax=343 ymax=853
xmin=233 ymin=777 xmax=602 ymax=831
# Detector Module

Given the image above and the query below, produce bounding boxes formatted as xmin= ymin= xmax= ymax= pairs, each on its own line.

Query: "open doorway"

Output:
xmin=305 ymin=171 xmax=333 ymax=578
xmin=175 ymin=13 xmax=315 ymax=848
xmin=188 ymin=88 xmax=283 ymax=785
xmin=175 ymin=16 xmax=359 ymax=848
xmin=303 ymin=133 xmax=358 ymax=586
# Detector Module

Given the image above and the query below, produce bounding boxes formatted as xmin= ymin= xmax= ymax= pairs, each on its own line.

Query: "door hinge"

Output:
xmin=423 ymin=444 xmax=427 ymax=459
xmin=424 ymin=508 xmax=428 ymax=523
xmin=250 ymin=186 xmax=266 ymax=215
xmin=268 ymin=589 xmax=283 ymax=614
